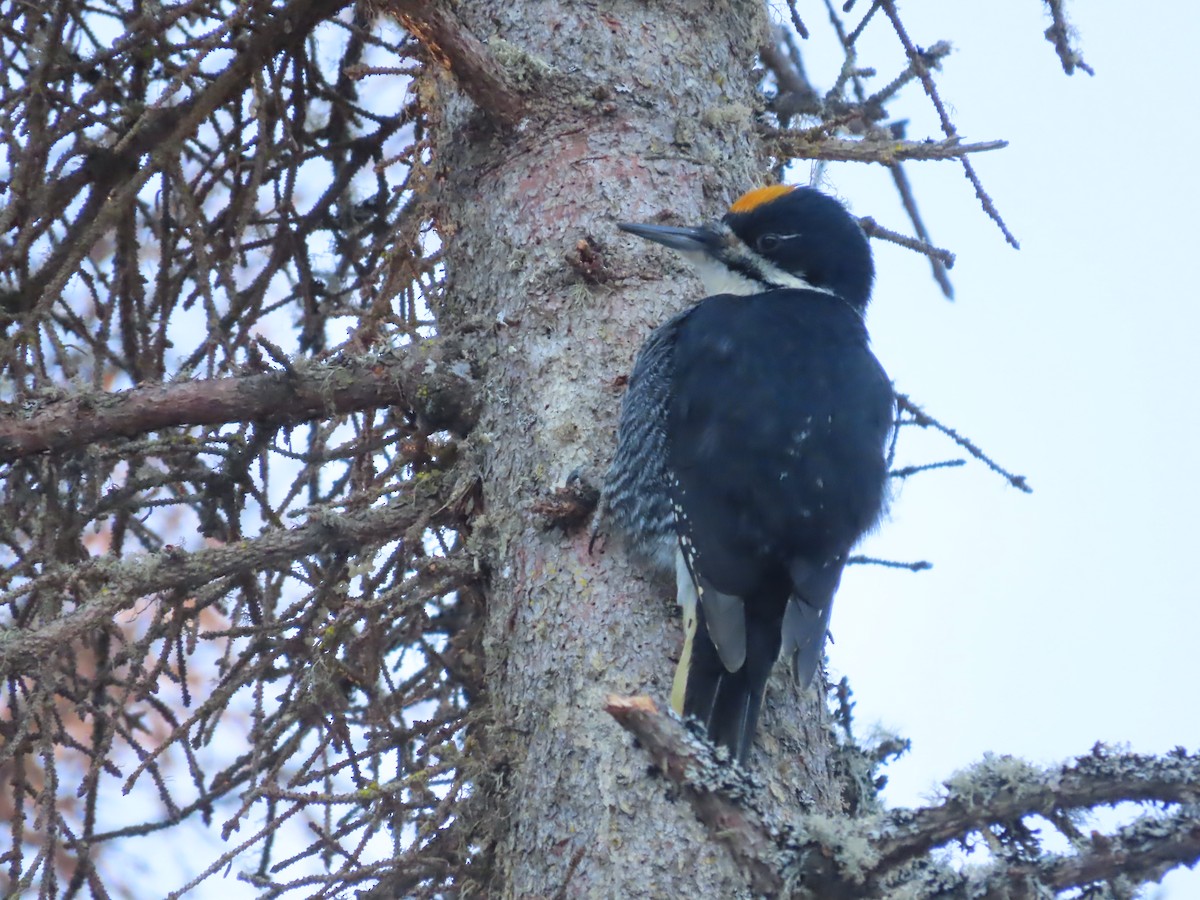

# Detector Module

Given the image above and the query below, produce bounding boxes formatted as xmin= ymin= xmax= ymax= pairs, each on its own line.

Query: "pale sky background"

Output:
xmin=100 ymin=3 xmax=1200 ymax=896
xmin=797 ymin=3 xmax=1200 ymax=896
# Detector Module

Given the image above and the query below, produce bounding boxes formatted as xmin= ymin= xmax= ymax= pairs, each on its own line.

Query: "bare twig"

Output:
xmin=889 ymin=459 xmax=966 ymax=479
xmin=876 ymin=0 xmax=1019 ymax=248
xmin=845 ymin=2 xmax=881 ymax=47
xmin=1043 ymin=0 xmax=1095 ymax=76
xmin=897 ymin=394 xmax=1032 ymax=493
xmin=783 ymin=1 xmax=810 ymax=40
xmin=858 ymin=216 xmax=955 ymax=270
xmin=848 ymin=555 xmax=932 ymax=572
xmin=885 ymin=162 xmax=955 ymax=298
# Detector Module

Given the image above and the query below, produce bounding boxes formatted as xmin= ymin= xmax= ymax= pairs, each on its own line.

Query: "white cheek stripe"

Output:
xmin=685 ymin=249 xmax=836 ymax=298
xmin=757 ymin=258 xmax=835 ymax=295
xmin=689 ymin=255 xmax=763 ymax=297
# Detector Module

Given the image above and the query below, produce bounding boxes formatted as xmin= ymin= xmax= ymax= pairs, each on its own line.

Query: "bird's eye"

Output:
xmin=757 ymin=234 xmax=782 ymax=253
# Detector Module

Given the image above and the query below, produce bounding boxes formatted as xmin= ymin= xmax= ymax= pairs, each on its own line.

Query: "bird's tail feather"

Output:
xmin=681 ymin=604 xmax=774 ymax=764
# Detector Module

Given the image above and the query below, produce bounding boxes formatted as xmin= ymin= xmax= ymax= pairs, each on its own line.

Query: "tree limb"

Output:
xmin=0 ymin=341 xmax=478 ymax=462
xmin=604 ymin=695 xmax=785 ymax=896
xmin=388 ymin=0 xmax=528 ymax=127
xmin=766 ymin=132 xmax=1007 ymax=164
xmin=1040 ymin=804 xmax=1200 ymax=891
xmin=608 ymin=695 xmax=1200 ymax=898
xmin=0 ymin=470 xmax=472 ymax=677
xmin=873 ymin=748 xmax=1200 ymax=874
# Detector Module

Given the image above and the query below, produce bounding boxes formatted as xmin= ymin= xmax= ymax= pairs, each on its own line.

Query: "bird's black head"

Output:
xmin=619 ymin=185 xmax=874 ymax=310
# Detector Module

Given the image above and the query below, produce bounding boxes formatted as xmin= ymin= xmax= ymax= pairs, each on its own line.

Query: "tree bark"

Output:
xmin=425 ymin=2 xmax=849 ymax=894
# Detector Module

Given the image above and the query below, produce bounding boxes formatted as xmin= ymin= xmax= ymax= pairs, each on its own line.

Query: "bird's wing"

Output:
xmin=782 ymin=556 xmax=846 ymax=686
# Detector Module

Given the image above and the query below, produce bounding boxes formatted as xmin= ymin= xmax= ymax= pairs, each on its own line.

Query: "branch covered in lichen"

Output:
xmin=604 ymin=695 xmax=785 ymax=895
xmin=766 ymin=132 xmax=1008 ymax=164
xmin=607 ymin=697 xmax=1200 ymax=898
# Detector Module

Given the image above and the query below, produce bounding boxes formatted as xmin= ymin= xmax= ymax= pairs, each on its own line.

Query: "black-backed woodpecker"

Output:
xmin=601 ymin=185 xmax=894 ymax=764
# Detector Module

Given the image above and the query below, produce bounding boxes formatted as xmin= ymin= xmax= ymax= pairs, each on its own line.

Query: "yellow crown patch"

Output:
xmin=728 ymin=184 xmax=795 ymax=214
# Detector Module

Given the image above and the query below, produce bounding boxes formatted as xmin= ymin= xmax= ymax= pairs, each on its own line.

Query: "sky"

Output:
xmin=793 ymin=3 xmax=1200 ymax=895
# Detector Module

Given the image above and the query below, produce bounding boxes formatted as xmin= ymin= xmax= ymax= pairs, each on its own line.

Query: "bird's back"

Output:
xmin=668 ymin=288 xmax=893 ymax=599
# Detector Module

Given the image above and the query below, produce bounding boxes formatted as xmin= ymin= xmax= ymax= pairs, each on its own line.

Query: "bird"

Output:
xmin=600 ymin=184 xmax=894 ymax=764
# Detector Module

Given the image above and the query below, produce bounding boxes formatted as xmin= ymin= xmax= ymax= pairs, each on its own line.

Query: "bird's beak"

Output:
xmin=617 ymin=222 xmax=721 ymax=255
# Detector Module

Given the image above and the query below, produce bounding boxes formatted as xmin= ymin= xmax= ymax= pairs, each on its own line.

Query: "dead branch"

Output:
xmin=767 ymin=133 xmax=1007 ymax=164
xmin=876 ymin=0 xmax=1019 ymax=248
xmin=885 ymin=162 xmax=956 ymax=298
xmin=897 ymin=394 xmax=1032 ymax=493
xmin=0 ymin=341 xmax=478 ymax=462
xmin=604 ymin=695 xmax=785 ymax=895
xmin=1043 ymin=0 xmax=1095 ymax=77
xmin=857 ymin=216 xmax=955 ymax=270
xmin=387 ymin=0 xmax=528 ymax=127
xmin=0 ymin=471 xmax=466 ymax=677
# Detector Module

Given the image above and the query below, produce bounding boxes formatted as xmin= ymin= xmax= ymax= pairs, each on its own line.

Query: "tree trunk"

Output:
xmin=428 ymin=2 xmax=848 ymax=894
